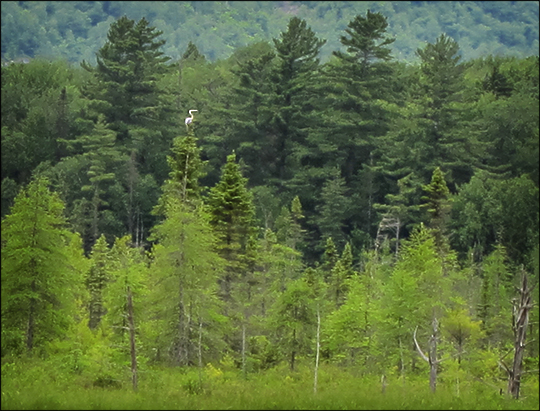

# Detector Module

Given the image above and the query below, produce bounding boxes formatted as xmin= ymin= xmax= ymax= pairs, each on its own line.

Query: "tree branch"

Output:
xmin=413 ymin=326 xmax=430 ymax=363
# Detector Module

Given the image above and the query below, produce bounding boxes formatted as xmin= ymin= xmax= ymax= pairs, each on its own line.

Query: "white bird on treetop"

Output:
xmin=185 ymin=109 xmax=198 ymax=130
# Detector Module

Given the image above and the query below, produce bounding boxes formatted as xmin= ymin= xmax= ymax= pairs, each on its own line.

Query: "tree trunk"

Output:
xmin=198 ymin=316 xmax=203 ymax=388
xmin=241 ymin=322 xmax=247 ymax=379
xmin=290 ymin=328 xmax=296 ymax=372
xmin=507 ymin=272 xmax=533 ymax=399
xmin=127 ymin=286 xmax=138 ymax=391
xmin=26 ymin=280 xmax=36 ymax=353
xmin=428 ymin=317 xmax=439 ymax=393
xmin=92 ymin=185 xmax=99 ymax=244
xmin=413 ymin=318 xmax=440 ymax=394
xmin=178 ymin=277 xmax=187 ymax=366
xmin=314 ymin=303 xmax=320 ymax=394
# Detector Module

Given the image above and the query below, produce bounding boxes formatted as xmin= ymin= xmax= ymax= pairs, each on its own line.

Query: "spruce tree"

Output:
xmin=207 ymin=152 xmax=257 ymax=301
xmin=321 ymin=237 xmax=339 ymax=282
xmin=154 ymin=134 xmax=207 ymax=216
xmin=315 ymin=167 xmax=351 ymax=252
xmin=86 ymin=234 xmax=111 ymax=330
xmin=421 ymin=167 xmax=452 ymax=252
xmin=327 ymin=242 xmax=356 ymax=308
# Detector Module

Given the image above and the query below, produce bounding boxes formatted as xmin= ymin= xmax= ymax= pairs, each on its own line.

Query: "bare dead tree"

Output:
xmin=374 ymin=214 xmax=401 ymax=257
xmin=381 ymin=374 xmax=388 ymax=394
xmin=413 ymin=317 xmax=465 ymax=393
xmin=413 ymin=318 xmax=440 ymax=393
xmin=498 ymin=271 xmax=536 ymax=399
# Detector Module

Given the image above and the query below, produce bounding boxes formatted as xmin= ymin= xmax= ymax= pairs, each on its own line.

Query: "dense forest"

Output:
xmin=1 ymin=5 xmax=539 ymax=410
xmin=1 ymin=1 xmax=539 ymax=64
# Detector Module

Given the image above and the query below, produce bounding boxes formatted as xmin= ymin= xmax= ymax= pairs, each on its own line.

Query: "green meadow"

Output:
xmin=2 ymin=358 xmax=538 ymax=410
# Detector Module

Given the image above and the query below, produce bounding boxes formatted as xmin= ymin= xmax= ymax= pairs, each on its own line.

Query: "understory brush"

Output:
xmin=1 ymin=357 xmax=538 ymax=410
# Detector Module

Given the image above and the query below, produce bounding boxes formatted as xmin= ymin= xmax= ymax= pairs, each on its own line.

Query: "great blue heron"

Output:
xmin=185 ymin=109 xmax=198 ymax=130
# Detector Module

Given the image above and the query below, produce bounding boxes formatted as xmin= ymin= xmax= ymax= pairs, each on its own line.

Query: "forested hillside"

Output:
xmin=1 ymin=8 xmax=539 ymax=410
xmin=1 ymin=1 xmax=539 ymax=64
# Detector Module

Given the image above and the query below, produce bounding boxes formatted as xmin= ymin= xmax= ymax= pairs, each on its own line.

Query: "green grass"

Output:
xmin=1 ymin=359 xmax=538 ymax=410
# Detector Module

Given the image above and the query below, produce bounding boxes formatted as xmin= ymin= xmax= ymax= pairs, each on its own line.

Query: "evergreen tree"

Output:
xmin=75 ymin=115 xmax=125 ymax=248
xmin=181 ymin=41 xmax=206 ymax=63
xmin=211 ymin=45 xmax=276 ymax=187
xmin=155 ymin=134 xmax=207 ymax=216
xmin=86 ymin=234 xmax=111 ymax=330
xmin=270 ymin=17 xmax=326 ymax=185
xmin=421 ymin=167 xmax=452 ymax=252
xmin=477 ymin=244 xmax=513 ymax=348
xmin=149 ymin=198 xmax=224 ymax=366
xmin=80 ymin=15 xmax=174 ymax=185
xmin=321 ymin=236 xmax=339 ymax=282
xmin=270 ymin=277 xmax=314 ymax=372
xmin=207 ymin=152 xmax=257 ymax=302
xmin=304 ymin=11 xmax=396 ymax=249
xmin=379 ymin=225 xmax=450 ymax=376
xmin=315 ymin=167 xmax=351 ymax=252
xmin=1 ymin=177 xmax=84 ymax=355
xmin=104 ymin=235 xmax=148 ymax=390
xmin=413 ymin=34 xmax=478 ymax=187
xmin=275 ymin=195 xmax=306 ymax=252
xmin=327 ymin=242 xmax=356 ymax=309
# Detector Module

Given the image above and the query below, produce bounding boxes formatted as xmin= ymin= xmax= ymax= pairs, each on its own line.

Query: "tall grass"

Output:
xmin=1 ymin=358 xmax=538 ymax=410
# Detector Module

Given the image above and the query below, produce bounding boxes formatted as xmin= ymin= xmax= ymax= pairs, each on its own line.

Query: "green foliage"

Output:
xmin=86 ymin=234 xmax=111 ymax=330
xmin=1 ymin=177 xmax=84 ymax=356
xmin=148 ymin=198 xmax=225 ymax=366
xmin=1 ymin=359 xmax=538 ymax=410
xmin=477 ymin=244 xmax=513 ymax=348
xmin=269 ymin=277 xmax=315 ymax=371
xmin=451 ymin=172 xmax=539 ymax=264
xmin=5 ymin=1 xmax=537 ymax=65
xmin=207 ymin=152 xmax=257 ymax=300
xmin=1 ymin=8 xmax=539 ymax=405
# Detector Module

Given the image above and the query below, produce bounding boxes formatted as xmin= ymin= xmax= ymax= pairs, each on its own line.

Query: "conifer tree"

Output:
xmin=303 ymin=11 xmax=396 ymax=247
xmin=149 ymin=132 xmax=223 ymax=366
xmin=275 ymin=195 xmax=306 ymax=252
xmin=321 ymin=237 xmax=339 ymax=282
xmin=421 ymin=167 xmax=452 ymax=252
xmin=270 ymin=276 xmax=314 ymax=372
xmin=86 ymin=234 xmax=111 ymax=330
xmin=214 ymin=48 xmax=276 ymax=186
xmin=207 ymin=152 xmax=257 ymax=301
xmin=271 ymin=17 xmax=326 ymax=183
xmin=477 ymin=243 xmax=513 ymax=348
xmin=315 ymin=168 xmax=351 ymax=252
xmin=154 ymin=134 xmax=207 ymax=216
xmin=181 ymin=41 xmax=206 ymax=63
xmin=1 ymin=177 xmax=83 ymax=355
xmin=76 ymin=115 xmax=124 ymax=248
xmin=149 ymin=197 xmax=224 ymax=366
xmin=81 ymin=16 xmax=171 ymax=141
xmin=327 ymin=242 xmax=356 ymax=309
xmin=104 ymin=235 xmax=148 ymax=390
xmin=380 ymin=225 xmax=451 ymax=376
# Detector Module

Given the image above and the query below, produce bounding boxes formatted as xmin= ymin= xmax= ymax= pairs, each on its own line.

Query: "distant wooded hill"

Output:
xmin=2 ymin=1 xmax=539 ymax=64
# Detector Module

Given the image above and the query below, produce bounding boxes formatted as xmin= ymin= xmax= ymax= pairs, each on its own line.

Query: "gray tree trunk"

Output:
xmin=507 ymin=272 xmax=533 ymax=399
xmin=314 ymin=303 xmax=320 ymax=394
xmin=413 ymin=317 xmax=440 ymax=393
xmin=127 ymin=286 xmax=138 ymax=391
